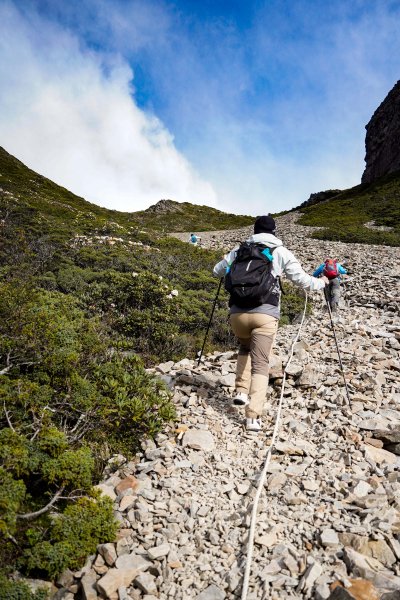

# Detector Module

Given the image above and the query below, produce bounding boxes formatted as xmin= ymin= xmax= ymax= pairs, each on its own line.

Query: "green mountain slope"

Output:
xmin=0 ymin=144 xmax=308 ymax=368
xmin=0 ymin=148 xmax=252 ymax=587
xmin=134 ymin=199 xmax=254 ymax=231
xmin=298 ymin=171 xmax=400 ymax=246
xmin=0 ymin=146 xmax=233 ymax=363
xmin=0 ymin=147 xmax=252 ymax=239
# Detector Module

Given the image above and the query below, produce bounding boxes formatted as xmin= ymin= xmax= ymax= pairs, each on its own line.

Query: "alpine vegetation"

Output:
xmin=0 ymin=147 xmax=305 ymax=594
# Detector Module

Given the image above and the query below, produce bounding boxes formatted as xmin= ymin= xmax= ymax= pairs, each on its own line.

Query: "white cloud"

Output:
xmin=0 ymin=2 xmax=217 ymax=211
xmin=100 ymin=0 xmax=399 ymax=215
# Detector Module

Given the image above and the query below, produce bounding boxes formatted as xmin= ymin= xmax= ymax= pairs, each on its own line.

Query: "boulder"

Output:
xmin=81 ymin=572 xmax=98 ymax=600
xmin=363 ymin=444 xmax=399 ymax=466
xmin=328 ymin=578 xmax=380 ymax=600
xmin=343 ymin=547 xmax=400 ymax=590
xmin=147 ymin=543 xmax=171 ymax=560
xmin=182 ymin=429 xmax=215 ymax=451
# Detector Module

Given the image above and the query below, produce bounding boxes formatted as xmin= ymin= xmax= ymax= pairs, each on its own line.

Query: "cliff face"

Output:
xmin=362 ymin=80 xmax=400 ymax=183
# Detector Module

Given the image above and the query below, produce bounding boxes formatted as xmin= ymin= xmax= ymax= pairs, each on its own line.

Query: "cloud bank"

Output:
xmin=0 ymin=2 xmax=217 ymax=211
xmin=70 ymin=0 xmax=400 ymax=215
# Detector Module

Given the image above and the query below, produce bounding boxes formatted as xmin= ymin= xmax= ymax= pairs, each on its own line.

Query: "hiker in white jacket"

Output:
xmin=213 ymin=215 xmax=328 ymax=432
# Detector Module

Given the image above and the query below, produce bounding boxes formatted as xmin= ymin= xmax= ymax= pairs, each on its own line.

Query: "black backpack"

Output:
xmin=224 ymin=242 xmax=279 ymax=308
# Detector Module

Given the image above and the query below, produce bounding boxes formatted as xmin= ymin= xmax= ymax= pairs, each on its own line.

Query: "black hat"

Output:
xmin=254 ymin=215 xmax=276 ymax=234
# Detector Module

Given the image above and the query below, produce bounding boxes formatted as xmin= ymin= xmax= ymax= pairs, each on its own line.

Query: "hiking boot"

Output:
xmin=246 ymin=417 xmax=262 ymax=432
xmin=232 ymin=392 xmax=249 ymax=407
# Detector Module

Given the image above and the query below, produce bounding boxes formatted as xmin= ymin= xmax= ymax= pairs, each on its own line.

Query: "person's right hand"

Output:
xmin=321 ymin=276 xmax=329 ymax=285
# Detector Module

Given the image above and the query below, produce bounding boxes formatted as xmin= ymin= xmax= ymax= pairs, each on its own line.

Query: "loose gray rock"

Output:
xmin=182 ymin=429 xmax=215 ymax=451
xmin=134 ymin=572 xmax=158 ymax=595
xmin=320 ymin=528 xmax=340 ymax=547
xmin=80 ymin=572 xmax=98 ymax=600
xmin=196 ymin=584 xmax=226 ymax=600
xmin=147 ymin=543 xmax=171 ymax=560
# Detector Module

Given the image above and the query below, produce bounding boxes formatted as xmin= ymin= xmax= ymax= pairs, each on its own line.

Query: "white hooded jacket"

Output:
xmin=213 ymin=233 xmax=325 ymax=316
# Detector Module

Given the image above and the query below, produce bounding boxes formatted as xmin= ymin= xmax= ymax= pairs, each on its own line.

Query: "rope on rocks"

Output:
xmin=240 ymin=291 xmax=309 ymax=600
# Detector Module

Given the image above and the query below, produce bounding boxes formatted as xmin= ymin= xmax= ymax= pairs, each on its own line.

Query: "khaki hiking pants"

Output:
xmin=230 ymin=313 xmax=278 ymax=419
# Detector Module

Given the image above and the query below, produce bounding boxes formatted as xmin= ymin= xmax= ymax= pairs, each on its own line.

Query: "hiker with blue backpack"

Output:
xmin=189 ymin=233 xmax=201 ymax=246
xmin=213 ymin=215 xmax=329 ymax=433
xmin=313 ymin=259 xmax=347 ymax=312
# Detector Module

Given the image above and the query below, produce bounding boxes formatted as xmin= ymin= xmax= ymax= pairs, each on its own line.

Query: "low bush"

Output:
xmin=279 ymin=281 xmax=311 ymax=325
xmin=0 ymin=574 xmax=49 ymax=600
xmin=310 ymin=225 xmax=399 ymax=246
xmin=0 ymin=281 xmax=175 ymax=580
xmin=22 ymin=496 xmax=116 ymax=578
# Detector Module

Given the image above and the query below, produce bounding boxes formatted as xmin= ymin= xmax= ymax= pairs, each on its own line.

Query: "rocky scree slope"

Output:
xmin=58 ymin=212 xmax=400 ymax=600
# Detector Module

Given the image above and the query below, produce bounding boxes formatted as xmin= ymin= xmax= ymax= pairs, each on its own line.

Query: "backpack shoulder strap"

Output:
xmin=260 ymin=247 xmax=274 ymax=262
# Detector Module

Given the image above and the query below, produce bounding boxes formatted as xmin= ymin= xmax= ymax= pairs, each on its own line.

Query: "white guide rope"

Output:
xmin=240 ymin=291 xmax=309 ymax=600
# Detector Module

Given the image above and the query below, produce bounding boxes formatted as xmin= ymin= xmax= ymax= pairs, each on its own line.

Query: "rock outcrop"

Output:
xmin=144 ymin=199 xmax=184 ymax=214
xmin=362 ymin=80 xmax=400 ymax=183
xmin=296 ymin=190 xmax=342 ymax=211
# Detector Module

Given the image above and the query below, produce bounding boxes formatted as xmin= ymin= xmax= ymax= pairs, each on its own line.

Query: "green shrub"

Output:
xmin=310 ymin=225 xmax=400 ymax=246
xmin=91 ymin=356 xmax=176 ymax=453
xmin=56 ymin=266 xmax=91 ymax=293
xmin=0 ymin=467 xmax=26 ymax=535
xmin=279 ymin=281 xmax=311 ymax=325
xmin=0 ymin=574 xmax=48 ymax=600
xmin=0 ymin=281 xmax=174 ymax=581
xmin=22 ymin=497 xmax=116 ymax=578
xmin=0 ymin=428 xmax=117 ymax=579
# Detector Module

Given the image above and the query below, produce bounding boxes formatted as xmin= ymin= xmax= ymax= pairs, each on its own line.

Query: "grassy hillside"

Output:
xmin=0 ymin=147 xmax=252 ymax=238
xmin=134 ymin=200 xmax=254 ymax=231
xmin=298 ymin=171 xmax=400 ymax=246
xmin=0 ymin=147 xmax=139 ymax=239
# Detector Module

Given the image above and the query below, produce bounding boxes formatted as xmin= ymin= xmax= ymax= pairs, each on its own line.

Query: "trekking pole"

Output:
xmin=197 ymin=278 xmax=223 ymax=366
xmin=324 ymin=287 xmax=352 ymax=407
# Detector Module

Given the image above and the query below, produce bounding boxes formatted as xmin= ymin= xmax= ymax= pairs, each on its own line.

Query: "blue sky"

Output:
xmin=0 ymin=0 xmax=399 ymax=214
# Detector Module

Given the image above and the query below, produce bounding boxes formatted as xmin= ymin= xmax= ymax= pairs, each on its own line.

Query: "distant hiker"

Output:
xmin=189 ymin=233 xmax=201 ymax=246
xmin=213 ymin=215 xmax=329 ymax=433
xmin=313 ymin=258 xmax=347 ymax=312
